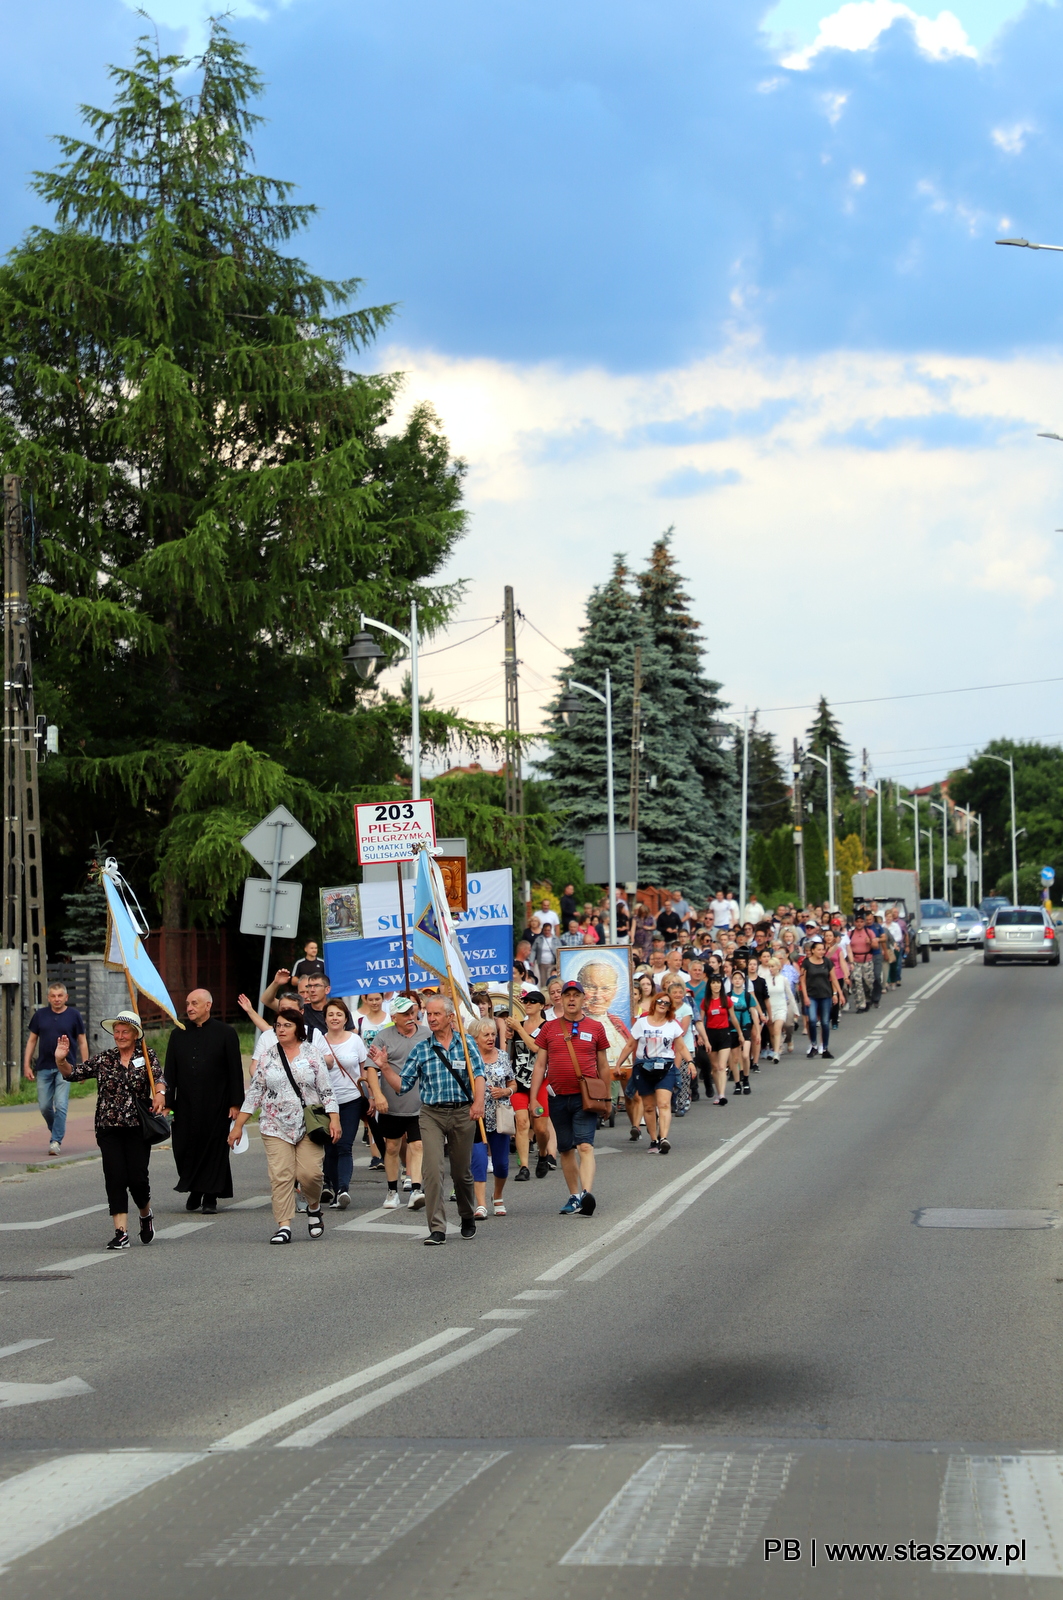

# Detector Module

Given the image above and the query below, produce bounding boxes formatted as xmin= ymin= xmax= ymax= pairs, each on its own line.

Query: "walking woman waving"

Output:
xmin=56 ymin=1009 xmax=165 ymax=1251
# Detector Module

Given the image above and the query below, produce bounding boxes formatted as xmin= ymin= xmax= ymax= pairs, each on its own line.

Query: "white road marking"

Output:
xmin=0 ymin=1451 xmax=204 ymax=1573
xmin=561 ymin=1448 xmax=798 ymax=1566
xmin=916 ymin=1208 xmax=1057 ymax=1229
xmin=0 ymin=1338 xmax=51 ymax=1360
xmin=0 ymin=1204 xmax=108 ymax=1232
xmin=513 ymin=1289 xmax=565 ymax=1300
xmin=845 ymin=1038 xmax=883 ymax=1067
xmin=277 ymin=1328 xmax=522 ymax=1447
xmin=800 ymin=1079 xmax=837 ymax=1103
xmin=337 ymin=1208 xmax=460 ymax=1236
xmin=39 ymin=1253 xmax=124 ymax=1273
xmin=0 ymin=1376 xmax=93 ymax=1409
xmin=936 ymin=1453 xmax=1063 ymax=1574
xmin=212 ymin=1328 xmax=472 ymax=1449
xmin=577 ymin=1121 xmax=786 ymax=1282
xmin=223 ymin=1196 xmax=272 ymax=1210
xmin=190 ymin=1448 xmax=508 ymax=1567
xmin=780 ymin=1080 xmax=820 ymax=1103
xmin=480 ymin=1308 xmax=535 ymax=1319
xmin=886 ymin=1007 xmax=914 ymax=1030
xmin=536 ymin=1119 xmax=773 ymax=1283
xmin=155 ymin=1221 xmax=216 ymax=1240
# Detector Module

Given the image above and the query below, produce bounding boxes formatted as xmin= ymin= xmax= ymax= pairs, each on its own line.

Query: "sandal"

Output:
xmin=493 ymin=1199 xmax=507 ymax=1216
xmin=269 ymin=1226 xmax=291 ymax=1245
xmin=473 ymin=1204 xmax=489 ymax=1220
xmin=307 ymin=1209 xmax=325 ymax=1239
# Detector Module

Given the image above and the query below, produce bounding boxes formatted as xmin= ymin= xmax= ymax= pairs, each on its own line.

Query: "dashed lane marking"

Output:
xmin=0 ymin=1204 xmax=108 ymax=1232
xmin=0 ymin=1338 xmax=51 ymax=1360
xmin=800 ymin=1079 xmax=838 ymax=1103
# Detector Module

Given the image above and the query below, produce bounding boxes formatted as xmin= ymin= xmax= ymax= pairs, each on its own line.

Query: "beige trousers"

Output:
xmin=263 ymin=1133 xmax=324 ymax=1227
xmin=418 ymin=1104 xmax=476 ymax=1236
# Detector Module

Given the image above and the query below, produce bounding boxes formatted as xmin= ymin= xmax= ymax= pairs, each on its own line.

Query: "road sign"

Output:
xmin=1041 ymin=866 xmax=1055 ymax=885
xmin=355 ymin=799 xmax=436 ymax=864
xmin=239 ymin=878 xmax=303 ymax=939
xmin=240 ymin=806 xmax=316 ymax=878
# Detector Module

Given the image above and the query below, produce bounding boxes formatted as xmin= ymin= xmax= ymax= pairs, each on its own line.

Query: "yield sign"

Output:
xmin=240 ymin=806 xmax=316 ymax=878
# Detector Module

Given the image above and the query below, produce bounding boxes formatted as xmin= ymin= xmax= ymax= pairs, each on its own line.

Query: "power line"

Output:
xmin=760 ymin=674 xmax=1063 ymax=715
xmin=518 ymin=611 xmax=569 ymax=656
xmin=418 ymin=618 xmax=501 ymax=658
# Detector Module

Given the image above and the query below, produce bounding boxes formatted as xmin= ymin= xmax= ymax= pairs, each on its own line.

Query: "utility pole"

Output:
xmin=792 ymin=738 xmax=807 ymax=907
xmin=859 ymin=747 xmax=869 ymax=855
xmin=628 ymin=644 xmax=642 ymax=832
xmin=502 ymin=586 xmax=526 ymax=919
xmin=2 ymin=477 xmax=48 ymax=1093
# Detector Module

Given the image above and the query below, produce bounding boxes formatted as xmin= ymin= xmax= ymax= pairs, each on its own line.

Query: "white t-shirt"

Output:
xmin=653 ymin=966 xmax=689 ymax=990
xmin=320 ymin=1033 xmax=368 ymax=1105
xmin=630 ymin=1016 xmax=683 ymax=1060
xmin=537 ymin=908 xmax=560 ymax=932
xmin=712 ymin=898 xmax=733 ymax=929
xmin=723 ymin=897 xmax=740 ymax=926
xmin=743 ymin=899 xmax=766 ymax=924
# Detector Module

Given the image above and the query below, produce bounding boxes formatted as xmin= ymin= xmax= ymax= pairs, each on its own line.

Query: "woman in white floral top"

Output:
xmin=229 ymin=1012 xmax=340 ymax=1244
xmin=468 ymin=1017 xmax=516 ymax=1219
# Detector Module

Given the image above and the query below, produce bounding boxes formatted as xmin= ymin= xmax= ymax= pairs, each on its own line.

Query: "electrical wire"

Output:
xmin=418 ymin=618 xmax=501 ymax=658
xmin=760 ymin=674 xmax=1063 ymax=715
xmin=518 ymin=611 xmax=570 ymax=656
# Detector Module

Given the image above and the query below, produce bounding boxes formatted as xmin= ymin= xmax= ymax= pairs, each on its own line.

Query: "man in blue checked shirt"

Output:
xmin=392 ymin=993 xmax=485 ymax=1245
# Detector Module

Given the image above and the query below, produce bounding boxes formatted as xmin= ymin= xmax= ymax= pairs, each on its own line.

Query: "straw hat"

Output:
xmin=102 ymin=1008 xmax=144 ymax=1039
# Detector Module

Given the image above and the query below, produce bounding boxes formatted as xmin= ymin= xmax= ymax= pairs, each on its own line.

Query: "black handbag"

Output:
xmin=279 ymin=1053 xmax=330 ymax=1145
xmin=136 ymin=1058 xmax=172 ymax=1145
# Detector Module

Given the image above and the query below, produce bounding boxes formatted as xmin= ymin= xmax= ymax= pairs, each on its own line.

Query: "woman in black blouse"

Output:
xmin=57 ymin=1008 xmax=166 ymax=1250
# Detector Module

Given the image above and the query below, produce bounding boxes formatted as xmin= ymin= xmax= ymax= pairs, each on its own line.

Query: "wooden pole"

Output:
xmin=436 ymin=914 xmax=486 ymax=1142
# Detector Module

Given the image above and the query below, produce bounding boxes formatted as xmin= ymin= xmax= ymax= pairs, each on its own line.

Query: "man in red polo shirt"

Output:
xmin=530 ymin=980 xmax=610 ymax=1217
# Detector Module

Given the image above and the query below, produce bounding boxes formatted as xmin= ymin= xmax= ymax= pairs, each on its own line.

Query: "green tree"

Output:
xmin=634 ymin=531 xmax=738 ymax=889
xmin=950 ymin=739 xmax=1063 ymax=898
xmin=0 ymin=24 xmax=483 ymax=930
xmin=744 ymin=716 xmax=791 ymax=835
xmin=803 ymin=697 xmax=852 ymax=828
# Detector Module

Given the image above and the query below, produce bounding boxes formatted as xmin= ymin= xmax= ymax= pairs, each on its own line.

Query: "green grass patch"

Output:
xmin=0 ymin=1080 xmax=96 ymax=1109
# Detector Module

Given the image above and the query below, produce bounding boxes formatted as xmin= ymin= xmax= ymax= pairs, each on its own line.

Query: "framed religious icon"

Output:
xmin=558 ymin=943 xmax=634 ymax=1067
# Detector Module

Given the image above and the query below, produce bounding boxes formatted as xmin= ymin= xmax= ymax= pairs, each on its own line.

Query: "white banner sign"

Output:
xmin=354 ymin=799 xmax=437 ymax=864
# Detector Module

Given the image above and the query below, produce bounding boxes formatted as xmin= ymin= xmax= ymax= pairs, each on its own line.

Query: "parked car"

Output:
xmin=953 ymin=906 xmax=985 ymax=947
xmin=920 ymin=899 xmax=959 ymax=950
xmin=979 ymin=895 xmax=1011 ymax=921
xmin=984 ymin=906 xmax=1060 ymax=966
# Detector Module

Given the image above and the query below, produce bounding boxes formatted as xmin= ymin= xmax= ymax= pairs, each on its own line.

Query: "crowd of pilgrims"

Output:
xmin=49 ymin=897 xmax=908 ymax=1249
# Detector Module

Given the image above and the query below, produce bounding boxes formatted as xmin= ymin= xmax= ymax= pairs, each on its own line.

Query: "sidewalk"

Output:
xmin=0 ymin=1092 xmax=102 ymax=1173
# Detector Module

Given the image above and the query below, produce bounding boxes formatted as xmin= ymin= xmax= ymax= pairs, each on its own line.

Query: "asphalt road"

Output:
xmin=2 ymin=948 xmax=1062 ymax=1597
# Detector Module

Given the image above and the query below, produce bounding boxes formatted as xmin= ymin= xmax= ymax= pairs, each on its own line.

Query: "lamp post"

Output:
xmin=930 ymin=800 xmax=949 ymax=905
xmin=898 ymin=793 xmax=921 ymax=897
xmin=983 ymin=752 xmax=1019 ymax=903
xmin=954 ymin=804 xmax=973 ymax=908
xmin=803 ymin=746 xmax=836 ymax=909
xmin=922 ymin=827 xmax=934 ymax=900
xmin=977 ymin=812 xmax=983 ymax=904
xmin=559 ymin=672 xmax=616 ymax=943
xmin=347 ymin=603 xmax=421 ymax=798
xmin=711 ymin=712 xmax=750 ymax=916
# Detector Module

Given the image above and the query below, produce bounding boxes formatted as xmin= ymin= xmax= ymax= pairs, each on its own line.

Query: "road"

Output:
xmin=1 ymin=949 xmax=1062 ymax=1596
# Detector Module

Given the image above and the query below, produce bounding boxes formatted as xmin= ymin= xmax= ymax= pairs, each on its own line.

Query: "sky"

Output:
xmin=7 ymin=0 xmax=1063 ymax=799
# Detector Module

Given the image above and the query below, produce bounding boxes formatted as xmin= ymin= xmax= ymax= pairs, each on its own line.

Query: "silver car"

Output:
xmin=984 ymin=906 xmax=1060 ymax=966
xmin=953 ymin=906 xmax=985 ymax=947
xmin=920 ymin=899 xmax=959 ymax=950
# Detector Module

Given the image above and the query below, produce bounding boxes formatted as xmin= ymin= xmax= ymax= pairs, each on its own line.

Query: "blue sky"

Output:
xmin=8 ymin=0 xmax=1063 ymax=799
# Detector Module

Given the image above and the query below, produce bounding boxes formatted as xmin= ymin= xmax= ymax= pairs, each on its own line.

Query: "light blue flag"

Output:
xmin=102 ymin=869 xmax=183 ymax=1028
xmin=410 ymin=847 xmax=475 ymax=1011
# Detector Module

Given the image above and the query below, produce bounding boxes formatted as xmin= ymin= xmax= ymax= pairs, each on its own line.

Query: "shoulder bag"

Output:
xmin=136 ymin=1057 xmax=172 ymax=1146
xmin=431 ymin=1045 xmax=486 ymax=1142
xmin=562 ymin=1031 xmax=611 ymax=1114
xmin=279 ymin=1052 xmax=331 ymax=1145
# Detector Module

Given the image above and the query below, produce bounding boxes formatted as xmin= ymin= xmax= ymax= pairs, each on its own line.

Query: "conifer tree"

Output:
xmin=744 ymin=716 xmax=791 ymax=835
xmin=803 ymin=697 xmax=853 ymax=826
xmin=0 ymin=24 xmax=484 ymax=927
xmin=634 ymin=532 xmax=738 ymax=889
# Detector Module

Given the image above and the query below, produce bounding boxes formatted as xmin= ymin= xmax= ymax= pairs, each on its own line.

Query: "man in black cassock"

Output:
xmin=165 ymin=989 xmax=244 ymax=1215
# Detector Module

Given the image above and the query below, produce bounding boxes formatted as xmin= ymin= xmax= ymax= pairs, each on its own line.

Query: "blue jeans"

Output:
xmin=36 ymin=1067 xmax=69 ymax=1144
xmin=806 ymin=996 xmax=832 ymax=1048
xmin=322 ymin=1098 xmax=364 ymax=1195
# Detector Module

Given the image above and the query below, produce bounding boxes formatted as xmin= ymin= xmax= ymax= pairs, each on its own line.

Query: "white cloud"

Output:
xmin=821 ymin=90 xmax=849 ymax=124
xmin=992 ymin=122 xmax=1033 ymax=155
xmin=373 ymin=341 xmax=1063 ymax=769
xmin=781 ymin=0 xmax=976 ymax=69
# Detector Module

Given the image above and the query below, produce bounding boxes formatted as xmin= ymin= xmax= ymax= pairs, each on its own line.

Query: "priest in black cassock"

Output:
xmin=165 ymin=989 xmax=245 ymax=1214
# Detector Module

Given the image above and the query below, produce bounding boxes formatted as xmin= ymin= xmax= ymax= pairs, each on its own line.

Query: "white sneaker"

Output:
xmin=401 ymin=1175 xmax=413 ymax=1191
xmin=47 ymin=1140 xmax=61 ymax=1156
xmin=408 ymin=1187 xmax=426 ymax=1209
xmin=382 ymin=1191 xmax=402 ymax=1210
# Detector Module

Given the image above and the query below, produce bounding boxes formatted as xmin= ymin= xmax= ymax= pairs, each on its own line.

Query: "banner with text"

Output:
xmin=321 ymin=868 xmax=513 ymax=995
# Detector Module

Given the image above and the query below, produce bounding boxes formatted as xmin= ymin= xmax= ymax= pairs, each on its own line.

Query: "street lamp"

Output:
xmin=954 ymin=803 xmax=973 ymax=908
xmin=862 ymin=778 xmax=884 ymax=871
xmin=711 ymin=712 xmax=751 ymax=916
xmin=921 ymin=827 xmax=934 ymax=900
xmin=898 ymin=792 xmax=921 ymax=898
xmin=982 ymin=752 xmax=1019 ymax=903
xmin=803 ymin=746 xmax=836 ymax=910
xmin=996 ymin=237 xmax=1063 ymax=251
xmin=930 ymin=800 xmax=949 ymax=905
xmin=352 ymin=603 xmax=422 ymax=799
xmin=564 ymin=671 xmax=617 ymax=943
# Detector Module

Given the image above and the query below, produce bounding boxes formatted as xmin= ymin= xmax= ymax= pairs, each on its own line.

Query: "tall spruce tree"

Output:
xmin=803 ymin=697 xmax=853 ymax=826
xmin=635 ymin=531 xmax=738 ymax=890
xmin=0 ymin=24 xmax=484 ymax=929
xmin=744 ymin=715 xmax=791 ymax=835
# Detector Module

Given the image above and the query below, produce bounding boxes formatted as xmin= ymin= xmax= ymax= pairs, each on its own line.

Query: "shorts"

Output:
xmin=547 ymin=1092 xmax=597 ymax=1152
xmin=510 ymin=1089 xmax=540 ymax=1113
xmin=705 ymin=1028 xmax=736 ymax=1052
xmin=375 ymin=1112 xmax=422 ymax=1143
xmin=631 ymin=1063 xmax=679 ymax=1097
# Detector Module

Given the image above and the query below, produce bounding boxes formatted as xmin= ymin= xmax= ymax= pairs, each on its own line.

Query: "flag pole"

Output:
xmin=435 ymin=887 xmax=486 ymax=1144
xmin=396 ymin=861 xmax=413 ymax=998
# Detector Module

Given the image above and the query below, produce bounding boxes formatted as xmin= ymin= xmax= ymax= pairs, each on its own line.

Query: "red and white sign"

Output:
xmin=355 ymin=798 xmax=437 ymax=865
